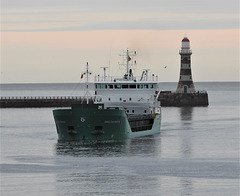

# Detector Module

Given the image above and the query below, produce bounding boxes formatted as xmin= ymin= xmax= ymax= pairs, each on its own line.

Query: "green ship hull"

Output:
xmin=53 ymin=104 xmax=161 ymax=141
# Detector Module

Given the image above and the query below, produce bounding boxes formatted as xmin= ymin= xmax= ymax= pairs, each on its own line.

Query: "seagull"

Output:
xmin=164 ymin=66 xmax=167 ymax=68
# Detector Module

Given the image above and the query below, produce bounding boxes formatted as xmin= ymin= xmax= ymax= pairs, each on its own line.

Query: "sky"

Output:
xmin=1 ymin=0 xmax=239 ymax=83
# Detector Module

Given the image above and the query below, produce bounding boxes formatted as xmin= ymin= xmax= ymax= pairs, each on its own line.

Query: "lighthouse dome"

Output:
xmin=182 ymin=37 xmax=189 ymax=42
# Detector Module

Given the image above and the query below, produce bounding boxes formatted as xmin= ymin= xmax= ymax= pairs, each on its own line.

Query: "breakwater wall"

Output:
xmin=0 ymin=96 xmax=93 ymax=108
xmin=159 ymin=91 xmax=209 ymax=107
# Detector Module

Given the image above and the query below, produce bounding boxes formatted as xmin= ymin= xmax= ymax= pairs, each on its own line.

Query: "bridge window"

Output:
xmin=150 ymin=84 xmax=157 ymax=89
xmin=144 ymin=84 xmax=149 ymax=89
xmin=114 ymin=84 xmax=121 ymax=89
xmin=101 ymin=84 xmax=107 ymax=89
xmin=137 ymin=84 xmax=143 ymax=89
xmin=108 ymin=84 xmax=113 ymax=89
xmin=122 ymin=84 xmax=128 ymax=89
xmin=96 ymin=84 xmax=101 ymax=89
xmin=129 ymin=84 xmax=136 ymax=89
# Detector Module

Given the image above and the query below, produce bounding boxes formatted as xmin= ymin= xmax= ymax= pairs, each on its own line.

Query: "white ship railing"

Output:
xmin=94 ymin=75 xmax=159 ymax=82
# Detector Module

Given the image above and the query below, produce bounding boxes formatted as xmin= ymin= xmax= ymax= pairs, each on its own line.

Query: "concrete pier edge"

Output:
xmin=158 ymin=91 xmax=209 ymax=107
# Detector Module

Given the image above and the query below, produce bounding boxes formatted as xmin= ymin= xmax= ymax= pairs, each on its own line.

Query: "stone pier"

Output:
xmin=0 ymin=96 xmax=94 ymax=108
xmin=159 ymin=91 xmax=209 ymax=107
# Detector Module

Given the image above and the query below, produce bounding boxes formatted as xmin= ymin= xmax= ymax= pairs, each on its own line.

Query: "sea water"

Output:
xmin=0 ymin=82 xmax=239 ymax=196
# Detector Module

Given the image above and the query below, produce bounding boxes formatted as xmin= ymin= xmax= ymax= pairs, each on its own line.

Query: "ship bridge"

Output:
xmin=93 ymin=49 xmax=160 ymax=115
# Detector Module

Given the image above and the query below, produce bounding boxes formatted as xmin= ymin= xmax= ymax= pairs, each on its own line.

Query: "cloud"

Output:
xmin=2 ymin=0 xmax=238 ymax=32
xmin=2 ymin=7 xmax=238 ymax=32
xmin=2 ymin=0 xmax=239 ymax=14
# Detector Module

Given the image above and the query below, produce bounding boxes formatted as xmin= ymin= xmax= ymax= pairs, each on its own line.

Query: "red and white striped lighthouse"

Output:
xmin=176 ymin=37 xmax=196 ymax=93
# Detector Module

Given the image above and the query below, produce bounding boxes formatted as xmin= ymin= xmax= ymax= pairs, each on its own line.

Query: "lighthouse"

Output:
xmin=176 ymin=37 xmax=195 ymax=93
xmin=158 ymin=36 xmax=209 ymax=106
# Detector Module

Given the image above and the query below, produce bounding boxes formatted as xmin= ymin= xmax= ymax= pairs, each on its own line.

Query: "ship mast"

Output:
xmin=82 ymin=62 xmax=92 ymax=104
xmin=119 ymin=49 xmax=137 ymax=80
xmin=100 ymin=67 xmax=108 ymax=81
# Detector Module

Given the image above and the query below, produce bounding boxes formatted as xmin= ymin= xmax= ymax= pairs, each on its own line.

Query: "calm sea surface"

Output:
xmin=0 ymin=82 xmax=239 ymax=196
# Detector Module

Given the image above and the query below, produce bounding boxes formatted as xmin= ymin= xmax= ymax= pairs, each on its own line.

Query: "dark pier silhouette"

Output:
xmin=158 ymin=91 xmax=209 ymax=107
xmin=0 ymin=96 xmax=95 ymax=108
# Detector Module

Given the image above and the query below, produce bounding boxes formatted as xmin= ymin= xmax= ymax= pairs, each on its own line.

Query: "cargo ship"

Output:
xmin=53 ymin=50 xmax=161 ymax=140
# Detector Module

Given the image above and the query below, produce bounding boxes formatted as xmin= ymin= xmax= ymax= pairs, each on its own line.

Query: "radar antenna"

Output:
xmin=142 ymin=69 xmax=150 ymax=81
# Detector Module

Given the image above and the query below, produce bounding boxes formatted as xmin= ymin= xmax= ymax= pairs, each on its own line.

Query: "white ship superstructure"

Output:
xmin=94 ymin=50 xmax=161 ymax=115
